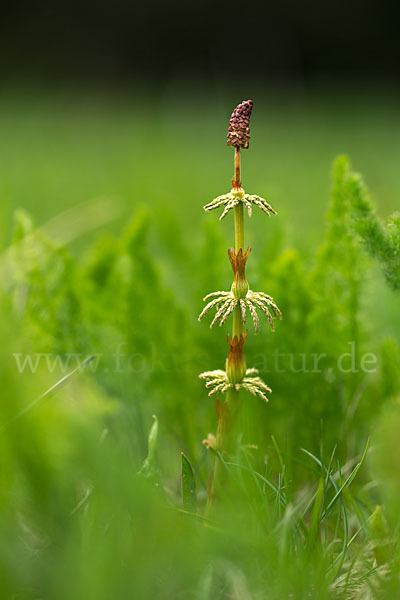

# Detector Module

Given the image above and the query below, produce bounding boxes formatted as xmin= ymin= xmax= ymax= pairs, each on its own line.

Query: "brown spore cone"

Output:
xmin=227 ymin=99 xmax=253 ymax=149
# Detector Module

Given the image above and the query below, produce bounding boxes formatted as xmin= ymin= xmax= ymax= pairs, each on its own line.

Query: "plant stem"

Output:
xmin=234 ymin=147 xmax=241 ymax=189
xmin=207 ymin=387 xmax=241 ymax=509
xmin=233 ymin=301 xmax=243 ymax=338
xmin=233 ymin=147 xmax=244 ymax=337
xmin=234 ymin=204 xmax=244 ymax=254
xmin=208 ymin=147 xmax=245 ymax=509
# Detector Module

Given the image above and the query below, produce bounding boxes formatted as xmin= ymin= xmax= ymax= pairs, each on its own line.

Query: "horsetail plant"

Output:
xmin=199 ymin=100 xmax=282 ymax=504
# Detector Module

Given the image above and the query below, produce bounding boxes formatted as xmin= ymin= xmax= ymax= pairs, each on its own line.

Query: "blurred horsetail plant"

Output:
xmin=199 ymin=100 xmax=282 ymax=506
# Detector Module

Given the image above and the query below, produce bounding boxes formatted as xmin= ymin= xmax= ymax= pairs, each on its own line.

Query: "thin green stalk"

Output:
xmin=208 ymin=149 xmax=244 ymax=508
xmin=233 ymin=302 xmax=243 ymax=337
xmin=234 ymin=204 xmax=244 ymax=254
xmin=233 ymin=148 xmax=245 ymax=338
xmin=233 ymin=147 xmax=245 ymax=338
xmin=208 ymin=388 xmax=241 ymax=508
xmin=233 ymin=202 xmax=245 ymax=341
xmin=233 ymin=202 xmax=244 ymax=338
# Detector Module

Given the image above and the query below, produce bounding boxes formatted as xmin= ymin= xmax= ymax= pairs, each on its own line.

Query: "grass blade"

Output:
xmin=321 ymin=439 xmax=369 ymax=520
xmin=181 ymin=453 xmax=197 ymax=513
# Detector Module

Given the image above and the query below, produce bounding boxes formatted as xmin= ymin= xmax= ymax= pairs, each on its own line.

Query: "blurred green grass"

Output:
xmin=1 ymin=87 xmax=399 ymax=454
xmin=1 ymin=88 xmax=400 ymax=598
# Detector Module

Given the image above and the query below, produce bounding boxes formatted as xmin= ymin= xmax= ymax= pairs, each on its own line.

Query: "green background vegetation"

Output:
xmin=1 ymin=88 xmax=400 ymax=598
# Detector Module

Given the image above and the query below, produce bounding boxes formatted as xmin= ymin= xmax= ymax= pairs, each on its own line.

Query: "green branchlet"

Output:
xmin=340 ymin=155 xmax=400 ymax=292
xmin=203 ymin=188 xmax=277 ymax=221
xmin=199 ymin=367 xmax=271 ymax=403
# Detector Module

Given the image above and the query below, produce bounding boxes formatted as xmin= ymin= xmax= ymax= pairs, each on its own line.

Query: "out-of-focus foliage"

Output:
xmin=247 ymin=156 xmax=399 ymax=459
xmin=6 ymin=156 xmax=398 ymax=463
xmin=346 ymin=164 xmax=400 ymax=292
xmin=1 ymin=134 xmax=400 ymax=597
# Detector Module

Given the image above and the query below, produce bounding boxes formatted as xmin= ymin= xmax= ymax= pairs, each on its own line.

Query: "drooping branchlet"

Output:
xmin=203 ymin=190 xmax=276 ymax=220
xmin=199 ymin=368 xmax=271 ymax=403
xmin=198 ymin=289 xmax=281 ymax=333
